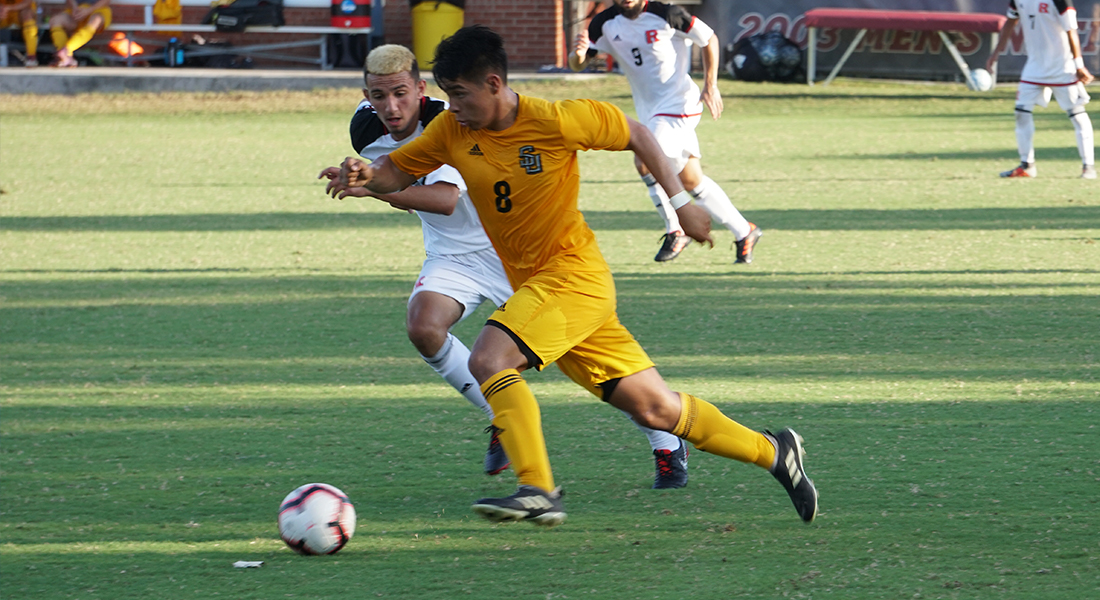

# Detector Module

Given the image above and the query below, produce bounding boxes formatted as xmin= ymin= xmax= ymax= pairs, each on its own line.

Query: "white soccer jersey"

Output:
xmin=1008 ymin=0 xmax=1080 ymax=84
xmin=350 ymin=97 xmax=494 ymax=258
xmin=587 ymin=1 xmax=714 ymax=121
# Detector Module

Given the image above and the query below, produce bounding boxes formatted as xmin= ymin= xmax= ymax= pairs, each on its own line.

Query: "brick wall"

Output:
xmin=93 ymin=1 xmax=564 ymax=70
xmin=384 ymin=0 xmax=565 ymax=70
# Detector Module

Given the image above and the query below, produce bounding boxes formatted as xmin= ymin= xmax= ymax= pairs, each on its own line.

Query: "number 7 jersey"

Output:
xmin=386 ymin=95 xmax=633 ymax=285
xmin=1007 ymin=0 xmax=1081 ymax=84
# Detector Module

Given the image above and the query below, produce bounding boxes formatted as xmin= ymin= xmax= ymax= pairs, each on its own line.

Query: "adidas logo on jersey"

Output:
xmin=469 ymin=144 xmax=484 ymax=156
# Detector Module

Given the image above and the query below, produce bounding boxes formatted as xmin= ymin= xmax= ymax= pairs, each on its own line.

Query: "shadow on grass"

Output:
xmin=4 ymin=206 xmax=1100 ymax=233
xmin=840 ymin=147 xmax=1084 ymax=161
xmin=1 ymin=269 xmax=1096 ymax=386
xmin=586 ymin=206 xmax=1100 ymax=231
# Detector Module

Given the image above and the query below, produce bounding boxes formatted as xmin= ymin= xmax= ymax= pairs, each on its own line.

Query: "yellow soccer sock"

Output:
xmin=481 ymin=369 xmax=555 ymax=492
xmin=671 ymin=393 xmax=776 ymax=469
xmin=23 ymin=20 xmax=38 ymax=57
xmin=65 ymin=24 xmax=96 ymax=53
xmin=50 ymin=27 xmax=68 ymax=51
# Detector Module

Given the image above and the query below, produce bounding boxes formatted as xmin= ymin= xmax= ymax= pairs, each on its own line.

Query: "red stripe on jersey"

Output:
xmin=654 ymin=112 xmax=703 ymax=118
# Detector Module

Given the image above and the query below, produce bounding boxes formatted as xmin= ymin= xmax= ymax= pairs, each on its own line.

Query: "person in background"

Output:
xmin=48 ymin=0 xmax=111 ymax=68
xmin=570 ymin=0 xmax=763 ymax=262
xmin=0 ymin=0 xmax=39 ymax=67
xmin=987 ymin=0 xmax=1095 ymax=179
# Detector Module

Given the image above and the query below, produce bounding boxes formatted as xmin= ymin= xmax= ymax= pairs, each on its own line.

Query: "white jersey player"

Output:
xmin=570 ymin=0 xmax=763 ymax=262
xmin=987 ymin=0 xmax=1096 ymax=179
xmin=320 ymin=44 xmax=691 ymax=488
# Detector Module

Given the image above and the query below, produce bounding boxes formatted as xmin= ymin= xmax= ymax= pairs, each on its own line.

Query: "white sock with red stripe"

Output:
xmin=690 ymin=177 xmax=751 ymax=240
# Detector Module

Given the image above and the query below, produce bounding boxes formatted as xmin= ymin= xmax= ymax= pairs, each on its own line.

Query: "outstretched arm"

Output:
xmin=319 ymin=155 xmax=418 ymax=200
xmin=318 ymin=166 xmax=460 ymax=215
xmin=625 ymin=118 xmax=713 ymax=246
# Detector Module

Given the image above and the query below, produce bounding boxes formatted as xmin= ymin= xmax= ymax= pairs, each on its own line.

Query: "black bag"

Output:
xmin=202 ymin=0 xmax=285 ymax=32
xmin=726 ymin=32 xmax=803 ymax=83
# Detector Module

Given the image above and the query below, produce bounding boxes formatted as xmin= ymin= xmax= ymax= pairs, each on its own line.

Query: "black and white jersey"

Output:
xmin=350 ymin=96 xmax=493 ymax=257
xmin=1007 ymin=0 xmax=1080 ymax=84
xmin=586 ymin=1 xmax=714 ymax=121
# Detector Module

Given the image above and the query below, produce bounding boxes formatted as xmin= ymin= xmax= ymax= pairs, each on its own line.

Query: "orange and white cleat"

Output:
xmin=735 ymin=222 xmax=763 ymax=264
xmin=999 ymin=162 xmax=1036 ymax=178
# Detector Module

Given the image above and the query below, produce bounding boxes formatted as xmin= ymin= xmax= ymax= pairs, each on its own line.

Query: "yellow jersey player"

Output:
xmin=323 ymin=26 xmax=818 ymax=527
xmin=1 ymin=0 xmax=39 ymax=67
xmin=48 ymin=0 xmax=111 ymax=67
xmin=319 ymin=43 xmax=696 ymax=489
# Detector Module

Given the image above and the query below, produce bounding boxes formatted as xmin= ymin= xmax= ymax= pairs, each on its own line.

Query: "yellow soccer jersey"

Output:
xmin=388 ymin=95 xmax=632 ymax=285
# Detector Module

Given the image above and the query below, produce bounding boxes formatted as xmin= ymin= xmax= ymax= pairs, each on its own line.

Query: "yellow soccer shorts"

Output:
xmin=1 ymin=1 xmax=36 ymax=27
xmin=487 ymin=266 xmax=655 ymax=399
xmin=69 ymin=4 xmax=112 ymax=30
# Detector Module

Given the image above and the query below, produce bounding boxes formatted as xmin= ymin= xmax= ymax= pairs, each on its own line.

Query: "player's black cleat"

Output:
xmin=652 ymin=440 xmax=689 ymax=489
xmin=735 ymin=223 xmax=762 ymax=264
xmin=765 ymin=428 xmax=818 ymax=523
xmin=484 ymin=425 xmax=510 ymax=475
xmin=471 ymin=485 xmax=566 ymax=527
xmin=655 ymin=231 xmax=692 ymax=262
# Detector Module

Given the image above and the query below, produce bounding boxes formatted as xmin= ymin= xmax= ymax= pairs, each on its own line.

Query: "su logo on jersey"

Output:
xmin=519 ymin=146 xmax=543 ymax=175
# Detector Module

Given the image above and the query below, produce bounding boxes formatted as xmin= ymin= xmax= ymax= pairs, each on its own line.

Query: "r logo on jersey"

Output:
xmin=1039 ymin=2 xmax=1049 ymax=12
xmin=519 ymin=146 xmax=543 ymax=175
xmin=646 ymin=29 xmax=659 ymax=44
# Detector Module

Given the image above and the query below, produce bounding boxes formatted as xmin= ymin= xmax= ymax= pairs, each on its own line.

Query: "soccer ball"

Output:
xmin=968 ymin=68 xmax=994 ymax=92
xmin=278 ymin=483 xmax=357 ymax=555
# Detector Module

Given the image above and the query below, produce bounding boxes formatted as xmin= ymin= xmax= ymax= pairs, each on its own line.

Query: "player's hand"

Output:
xmin=675 ymin=204 xmax=713 ymax=247
xmin=573 ymin=32 xmax=590 ymax=61
xmin=340 ymin=156 xmax=373 ymax=188
xmin=1077 ymin=67 xmax=1094 ymax=85
xmin=320 ymin=158 xmax=372 ymax=199
xmin=985 ymin=56 xmax=997 ymax=73
xmin=701 ymin=85 xmax=723 ymax=120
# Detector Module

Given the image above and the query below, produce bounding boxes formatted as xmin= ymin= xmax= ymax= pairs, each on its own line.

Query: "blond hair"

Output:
xmin=365 ymin=44 xmax=420 ymax=79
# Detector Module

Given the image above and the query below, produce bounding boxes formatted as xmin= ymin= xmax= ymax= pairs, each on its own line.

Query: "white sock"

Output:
xmin=690 ymin=177 xmax=751 ymax=240
xmin=625 ymin=412 xmax=682 ymax=452
xmin=641 ymin=173 xmax=681 ymax=233
xmin=1015 ymin=108 xmax=1035 ymax=164
xmin=421 ymin=333 xmax=494 ymax=419
xmin=1069 ymin=110 xmax=1095 ymax=166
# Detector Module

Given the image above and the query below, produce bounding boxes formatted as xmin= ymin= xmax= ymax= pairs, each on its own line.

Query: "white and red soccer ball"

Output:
xmin=278 ymin=483 xmax=357 ymax=555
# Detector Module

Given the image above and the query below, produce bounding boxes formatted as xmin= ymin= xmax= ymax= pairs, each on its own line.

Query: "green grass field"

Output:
xmin=1 ymin=77 xmax=1098 ymax=599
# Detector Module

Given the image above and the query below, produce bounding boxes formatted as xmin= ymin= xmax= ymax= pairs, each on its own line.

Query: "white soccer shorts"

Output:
xmin=644 ymin=114 xmax=703 ymax=174
xmin=409 ymin=248 xmax=513 ymax=322
xmin=1016 ymin=81 xmax=1091 ymax=112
